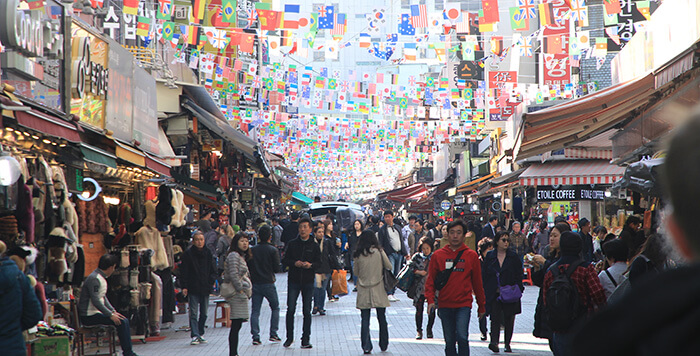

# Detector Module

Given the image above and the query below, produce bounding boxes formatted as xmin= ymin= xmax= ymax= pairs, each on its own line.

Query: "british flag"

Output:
xmin=518 ymin=36 xmax=533 ymax=57
xmin=570 ymin=0 xmax=588 ymax=23
xmin=518 ymin=0 xmax=537 ymax=19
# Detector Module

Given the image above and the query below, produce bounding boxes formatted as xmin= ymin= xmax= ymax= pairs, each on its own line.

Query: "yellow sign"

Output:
xmin=70 ymin=22 xmax=109 ymax=129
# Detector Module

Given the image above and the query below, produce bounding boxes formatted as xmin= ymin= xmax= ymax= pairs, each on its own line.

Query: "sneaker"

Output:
xmin=352 ymin=287 xmax=358 ymax=292
xmin=388 ymin=295 xmax=399 ymax=302
xmin=480 ymin=333 xmax=488 ymax=341
xmin=300 ymin=343 xmax=313 ymax=349
xmin=319 ymin=309 xmax=326 ymax=316
xmin=426 ymin=330 xmax=433 ymax=339
xmin=416 ymin=330 xmax=423 ymax=340
xmin=269 ymin=335 xmax=282 ymax=342
xmin=252 ymin=339 xmax=262 ymax=345
xmin=197 ymin=336 xmax=208 ymax=344
xmin=283 ymin=339 xmax=293 ymax=348
xmin=312 ymin=307 xmax=319 ymax=315
xmin=190 ymin=337 xmax=200 ymax=345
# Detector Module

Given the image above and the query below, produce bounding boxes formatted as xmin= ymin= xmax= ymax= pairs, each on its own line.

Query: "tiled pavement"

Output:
xmin=128 ymin=273 xmax=553 ymax=356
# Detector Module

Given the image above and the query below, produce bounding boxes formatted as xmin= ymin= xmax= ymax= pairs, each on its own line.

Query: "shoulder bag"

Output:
xmin=434 ymin=249 xmax=465 ymax=291
xmin=381 ymin=250 xmax=398 ymax=293
xmin=497 ymin=272 xmax=523 ymax=303
xmin=220 ymin=257 xmax=236 ymax=299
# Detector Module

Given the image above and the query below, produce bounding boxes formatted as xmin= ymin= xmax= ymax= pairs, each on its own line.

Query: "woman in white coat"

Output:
xmin=353 ymin=230 xmax=392 ymax=354
xmin=225 ymin=233 xmax=252 ymax=356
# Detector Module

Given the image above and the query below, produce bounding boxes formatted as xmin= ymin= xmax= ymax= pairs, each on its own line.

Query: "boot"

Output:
xmin=426 ymin=329 xmax=433 ymax=338
xmin=416 ymin=330 xmax=423 ymax=340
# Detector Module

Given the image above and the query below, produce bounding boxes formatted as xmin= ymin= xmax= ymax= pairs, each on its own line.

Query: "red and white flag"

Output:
xmin=410 ymin=4 xmax=428 ymax=28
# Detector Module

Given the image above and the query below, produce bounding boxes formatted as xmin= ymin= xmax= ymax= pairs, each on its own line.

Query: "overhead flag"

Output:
xmin=257 ymin=10 xmax=281 ymax=31
xmin=318 ymin=6 xmax=335 ymax=29
xmin=331 ymin=13 xmax=347 ymax=36
xmin=636 ymin=1 xmax=651 ymax=20
xmin=221 ymin=0 xmax=236 ymax=23
xmin=577 ymin=30 xmax=591 ymax=48
xmin=539 ymin=2 xmax=555 ymax=26
xmin=604 ymin=0 xmax=621 ymax=14
xmin=518 ymin=0 xmax=537 ymax=19
xmin=410 ymin=4 xmax=428 ymax=28
xmin=398 ymin=13 xmax=416 ymax=35
xmin=404 ymin=43 xmax=417 ymax=61
xmin=490 ymin=36 xmax=503 ymax=56
xmin=509 ymin=7 xmax=528 ymax=31
xmin=443 ymin=3 xmax=462 ymax=24
xmin=280 ymin=30 xmax=293 ymax=46
xmin=185 ymin=25 xmax=199 ymax=45
xmin=455 ymin=11 xmax=470 ymax=33
xmin=593 ymin=37 xmax=608 ymax=57
xmin=191 ymin=0 xmax=205 ymax=22
xmin=570 ymin=0 xmax=589 ymax=26
xmin=543 ymin=34 xmax=564 ymax=54
xmin=359 ymin=33 xmax=371 ymax=48
xmin=162 ymin=21 xmax=174 ymax=41
xmin=123 ymin=0 xmax=138 ymax=15
xmin=481 ymin=0 xmax=500 ymax=24
xmin=136 ymin=16 xmax=151 ymax=36
xmin=239 ymin=33 xmax=255 ymax=53
xmin=283 ymin=4 xmax=301 ymax=29
xmin=517 ymin=36 xmax=533 ymax=57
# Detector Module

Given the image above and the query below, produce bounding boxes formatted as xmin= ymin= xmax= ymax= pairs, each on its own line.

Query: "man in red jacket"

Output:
xmin=425 ymin=220 xmax=486 ymax=356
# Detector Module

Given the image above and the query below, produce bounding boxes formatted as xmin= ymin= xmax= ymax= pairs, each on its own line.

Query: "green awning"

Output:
xmin=81 ymin=144 xmax=117 ymax=169
xmin=292 ymin=192 xmax=313 ymax=204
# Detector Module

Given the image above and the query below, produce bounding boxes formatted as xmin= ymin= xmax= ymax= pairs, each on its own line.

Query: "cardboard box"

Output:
xmin=34 ymin=336 xmax=70 ymax=356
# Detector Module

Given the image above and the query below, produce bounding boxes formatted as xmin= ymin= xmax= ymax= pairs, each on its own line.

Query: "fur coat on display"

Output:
xmin=144 ymin=200 xmax=157 ymax=228
xmin=46 ymin=228 xmax=69 ymax=284
xmin=135 ymin=226 xmax=169 ymax=270
xmin=170 ymin=190 xmax=188 ymax=227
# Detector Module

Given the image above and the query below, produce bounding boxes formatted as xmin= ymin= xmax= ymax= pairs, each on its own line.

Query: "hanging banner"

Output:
xmin=70 ymin=21 xmax=110 ymax=129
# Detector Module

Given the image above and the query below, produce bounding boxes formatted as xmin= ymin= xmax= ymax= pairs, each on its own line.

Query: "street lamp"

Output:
xmin=0 ymin=150 xmax=21 ymax=186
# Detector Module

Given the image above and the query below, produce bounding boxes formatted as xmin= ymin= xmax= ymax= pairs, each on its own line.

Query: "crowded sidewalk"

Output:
xmin=131 ymin=272 xmax=552 ymax=356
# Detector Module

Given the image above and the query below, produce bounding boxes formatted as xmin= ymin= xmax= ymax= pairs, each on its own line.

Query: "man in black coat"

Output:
xmin=578 ymin=218 xmax=594 ymax=263
xmin=377 ymin=210 xmax=408 ymax=301
xmin=281 ymin=218 xmax=321 ymax=349
xmin=618 ymin=215 xmax=643 ymax=259
xmin=180 ymin=232 xmax=218 ymax=345
xmin=281 ymin=212 xmax=300 ymax=246
xmin=481 ymin=215 xmax=499 ymax=239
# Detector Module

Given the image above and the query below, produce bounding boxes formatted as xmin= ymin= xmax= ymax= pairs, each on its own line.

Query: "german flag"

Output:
xmin=539 ymin=2 xmax=554 ymax=26
xmin=490 ymin=36 xmax=503 ymax=56
xmin=191 ymin=0 xmax=205 ymax=22
xmin=185 ymin=25 xmax=199 ymax=46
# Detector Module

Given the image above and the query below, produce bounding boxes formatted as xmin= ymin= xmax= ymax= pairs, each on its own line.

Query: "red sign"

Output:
xmin=542 ymin=0 xmax=571 ymax=85
xmin=488 ymin=71 xmax=517 ymax=87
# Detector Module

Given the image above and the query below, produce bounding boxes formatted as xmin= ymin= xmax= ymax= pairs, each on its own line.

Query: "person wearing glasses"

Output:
xmin=482 ymin=231 xmax=524 ymax=353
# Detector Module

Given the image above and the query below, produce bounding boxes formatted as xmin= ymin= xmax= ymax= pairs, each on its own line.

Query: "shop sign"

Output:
xmin=70 ymin=22 xmax=109 ymax=129
xmin=441 ymin=200 xmax=451 ymax=211
xmin=104 ymin=43 xmax=133 ymax=143
xmin=0 ymin=0 xmax=64 ymax=110
xmin=131 ymin=65 xmax=159 ymax=155
xmin=536 ymin=185 xmax=606 ymax=201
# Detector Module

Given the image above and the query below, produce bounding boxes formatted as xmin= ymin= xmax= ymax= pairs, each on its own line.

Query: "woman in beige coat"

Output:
xmin=353 ymin=230 xmax=392 ymax=354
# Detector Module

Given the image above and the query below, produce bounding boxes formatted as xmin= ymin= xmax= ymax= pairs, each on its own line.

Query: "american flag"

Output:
xmin=330 ymin=13 xmax=346 ymax=35
xmin=410 ymin=4 xmax=428 ymax=28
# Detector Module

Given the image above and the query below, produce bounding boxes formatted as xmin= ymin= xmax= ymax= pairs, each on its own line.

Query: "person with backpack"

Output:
xmin=542 ymin=231 xmax=606 ymax=355
xmin=482 ymin=231 xmax=524 ymax=353
xmin=597 ymin=239 xmax=628 ymax=300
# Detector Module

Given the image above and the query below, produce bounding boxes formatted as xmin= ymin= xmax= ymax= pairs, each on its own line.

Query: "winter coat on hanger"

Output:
xmin=135 ymin=226 xmax=169 ymax=270
xmin=155 ymin=185 xmax=173 ymax=226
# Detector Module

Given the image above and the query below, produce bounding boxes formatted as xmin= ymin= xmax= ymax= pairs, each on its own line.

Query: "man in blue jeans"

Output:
xmin=424 ymin=220 xmax=486 ymax=356
xmin=79 ymin=254 xmax=139 ymax=356
xmin=377 ymin=210 xmax=409 ymax=301
xmin=248 ymin=224 xmax=281 ymax=345
xmin=281 ymin=218 xmax=321 ymax=349
xmin=180 ymin=231 xmax=218 ymax=345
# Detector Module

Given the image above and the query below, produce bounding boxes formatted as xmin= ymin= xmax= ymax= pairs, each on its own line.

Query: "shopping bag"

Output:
xmin=396 ymin=264 xmax=415 ymax=292
xmin=332 ymin=269 xmax=348 ymax=295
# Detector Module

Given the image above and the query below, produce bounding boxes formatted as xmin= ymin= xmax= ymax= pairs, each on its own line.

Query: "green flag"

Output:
xmin=221 ymin=0 xmax=237 ymax=23
xmin=509 ymin=7 xmax=528 ymax=31
xmin=163 ymin=21 xmax=174 ymax=41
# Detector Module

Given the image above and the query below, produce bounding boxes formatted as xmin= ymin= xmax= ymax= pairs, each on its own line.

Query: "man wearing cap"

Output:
xmin=542 ymin=232 xmax=606 ymax=355
xmin=577 ymin=218 xmax=594 ymax=264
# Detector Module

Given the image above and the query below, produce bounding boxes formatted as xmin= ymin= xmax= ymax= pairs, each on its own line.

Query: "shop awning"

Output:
xmin=180 ymin=186 xmax=225 ymax=206
xmin=15 ymin=109 xmax=81 ymax=143
xmin=517 ymin=74 xmax=656 ymax=160
xmin=145 ymin=153 xmax=171 ymax=177
xmin=114 ymin=140 xmax=146 ymax=166
xmin=407 ymin=196 xmax=434 ymax=214
xmin=489 ymin=168 xmax=526 ymax=186
xmin=519 ymin=160 xmax=624 ymax=186
xmin=377 ymin=183 xmax=428 ymax=202
xmin=80 ymin=143 xmax=117 ymax=169
xmin=292 ymin=192 xmax=313 ymax=204
xmin=456 ymin=172 xmax=498 ymax=193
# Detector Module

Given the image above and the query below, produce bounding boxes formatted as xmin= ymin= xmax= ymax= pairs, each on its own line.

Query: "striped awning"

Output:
xmin=564 ymin=148 xmax=613 ymax=160
xmin=519 ymin=160 xmax=624 ymax=186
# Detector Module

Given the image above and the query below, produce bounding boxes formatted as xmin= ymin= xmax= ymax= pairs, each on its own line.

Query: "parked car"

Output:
xmin=305 ymin=202 xmax=366 ymax=231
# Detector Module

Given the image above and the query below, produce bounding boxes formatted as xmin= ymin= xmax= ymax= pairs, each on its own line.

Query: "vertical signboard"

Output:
xmin=70 ymin=22 xmax=109 ymax=129
xmin=541 ymin=0 xmax=571 ymax=86
xmin=131 ymin=66 xmax=159 ymax=155
xmin=105 ymin=44 xmax=133 ymax=142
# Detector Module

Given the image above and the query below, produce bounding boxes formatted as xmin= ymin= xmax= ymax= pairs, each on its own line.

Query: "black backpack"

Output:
xmin=545 ymin=259 xmax=587 ymax=332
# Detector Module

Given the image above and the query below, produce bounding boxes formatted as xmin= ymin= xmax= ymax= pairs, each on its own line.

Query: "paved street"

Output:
xmin=129 ymin=272 xmax=553 ymax=356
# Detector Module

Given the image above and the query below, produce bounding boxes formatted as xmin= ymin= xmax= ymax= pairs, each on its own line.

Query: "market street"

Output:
xmin=131 ymin=272 xmax=552 ymax=356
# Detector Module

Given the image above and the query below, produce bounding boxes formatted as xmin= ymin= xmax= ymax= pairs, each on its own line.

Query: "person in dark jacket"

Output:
xmin=377 ymin=210 xmax=408 ymax=301
xmin=482 ymin=231 xmax=524 ymax=353
xmin=280 ymin=212 xmax=300 ymax=247
xmin=281 ymin=218 xmax=321 ymax=349
xmin=346 ymin=219 xmax=363 ymax=289
xmin=0 ymin=246 xmax=42 ymax=356
xmin=577 ymin=218 xmax=594 ymax=264
xmin=477 ymin=237 xmax=494 ymax=341
xmin=530 ymin=222 xmax=568 ymax=352
xmin=248 ymin=225 xmax=281 ymax=345
xmin=180 ymin=231 xmax=218 ymax=345
xmin=481 ymin=215 xmax=499 ymax=240
xmin=312 ymin=223 xmax=336 ymax=315
xmin=618 ymin=215 xmax=643 ymax=259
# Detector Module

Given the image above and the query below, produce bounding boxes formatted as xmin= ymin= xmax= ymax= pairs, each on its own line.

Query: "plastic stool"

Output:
xmin=214 ymin=300 xmax=231 ymax=327
xmin=523 ymin=267 xmax=534 ymax=286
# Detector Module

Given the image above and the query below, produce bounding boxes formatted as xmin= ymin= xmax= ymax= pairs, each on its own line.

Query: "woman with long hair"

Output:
xmin=408 ymin=237 xmax=435 ymax=340
xmin=627 ymin=233 xmax=674 ymax=285
xmin=353 ymin=230 xmax=392 ymax=354
xmin=477 ymin=237 xmax=494 ymax=341
xmin=324 ymin=218 xmax=341 ymax=301
xmin=530 ymin=222 xmax=570 ymax=351
xmin=312 ymin=223 xmax=335 ymax=315
xmin=225 ymin=233 xmax=253 ymax=356
xmin=483 ymin=231 xmax=524 ymax=353
xmin=346 ymin=219 xmax=364 ymax=290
